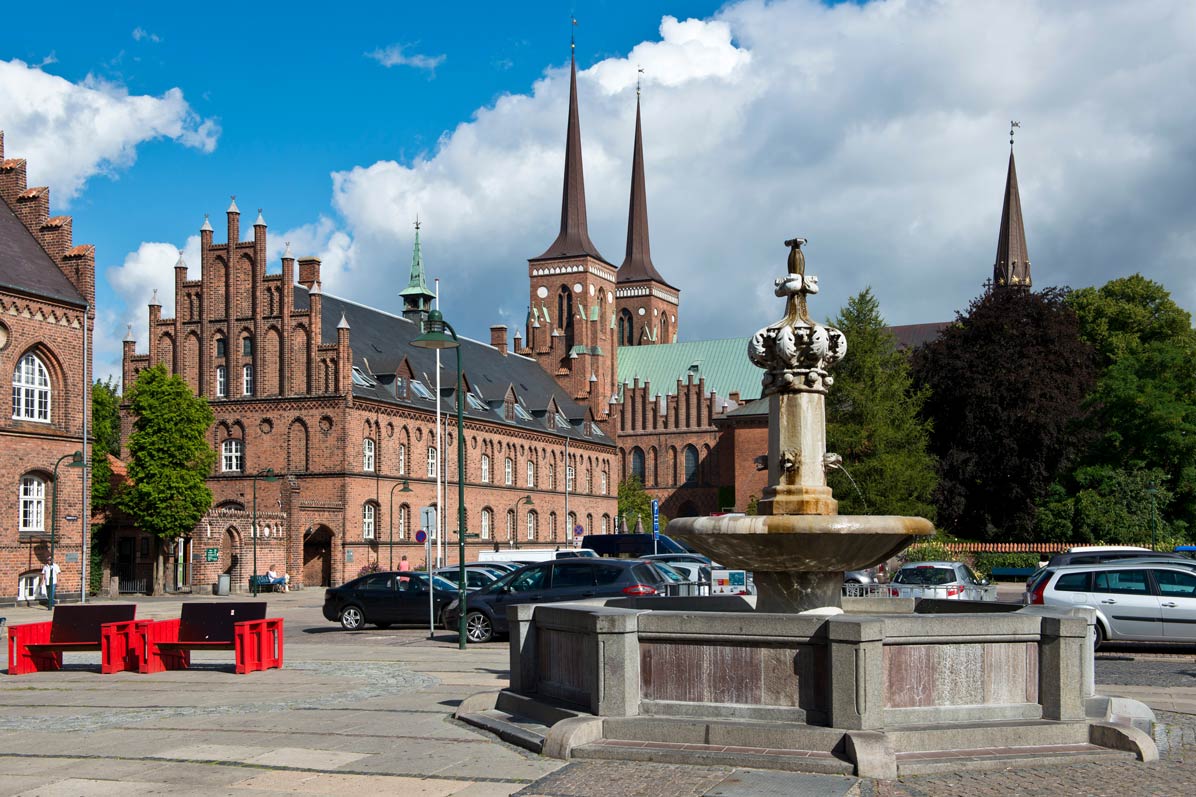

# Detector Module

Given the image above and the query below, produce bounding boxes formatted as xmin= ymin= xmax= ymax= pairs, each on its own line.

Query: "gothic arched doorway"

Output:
xmin=303 ymin=525 xmax=333 ymax=587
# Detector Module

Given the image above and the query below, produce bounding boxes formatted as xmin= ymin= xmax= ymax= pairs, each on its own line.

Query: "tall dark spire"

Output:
xmin=618 ymin=95 xmax=672 ymax=287
xmin=534 ymin=52 xmax=608 ymax=264
xmin=993 ymin=144 xmax=1031 ymax=289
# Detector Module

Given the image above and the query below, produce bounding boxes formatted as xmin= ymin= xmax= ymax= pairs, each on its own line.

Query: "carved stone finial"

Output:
xmin=748 ymin=238 xmax=846 ymax=396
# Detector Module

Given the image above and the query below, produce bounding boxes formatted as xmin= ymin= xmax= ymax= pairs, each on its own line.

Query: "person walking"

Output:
xmin=398 ymin=555 xmax=411 ymax=572
xmin=41 ymin=557 xmax=60 ymax=609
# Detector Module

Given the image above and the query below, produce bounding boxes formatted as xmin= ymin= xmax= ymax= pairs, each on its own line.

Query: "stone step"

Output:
xmin=495 ymin=689 xmax=587 ymax=727
xmin=886 ymin=719 xmax=1089 ymax=752
xmin=896 ymin=743 xmax=1135 ymax=776
xmin=603 ymin=715 xmax=845 ymax=752
xmin=458 ymin=709 xmax=547 ymax=754
xmin=573 ymin=738 xmax=855 ymax=776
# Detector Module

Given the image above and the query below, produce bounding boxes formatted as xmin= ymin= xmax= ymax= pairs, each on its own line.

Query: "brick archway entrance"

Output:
xmin=303 ymin=525 xmax=333 ymax=587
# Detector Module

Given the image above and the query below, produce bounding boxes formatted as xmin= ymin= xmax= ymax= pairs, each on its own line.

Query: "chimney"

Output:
xmin=298 ymin=257 xmax=321 ymax=289
xmin=490 ymin=325 xmax=508 ymax=355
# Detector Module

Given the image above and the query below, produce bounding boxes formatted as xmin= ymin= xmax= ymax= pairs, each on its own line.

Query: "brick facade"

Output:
xmin=0 ymin=131 xmax=95 ymax=602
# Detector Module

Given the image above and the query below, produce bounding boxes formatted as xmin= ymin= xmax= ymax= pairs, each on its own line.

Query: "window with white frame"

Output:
xmin=12 ymin=352 xmax=51 ymax=422
xmin=526 ymin=510 xmax=538 ymax=541
xmin=601 ymin=514 xmax=610 ymax=535
xmin=506 ymin=509 xmax=515 ymax=541
xmin=601 ymin=471 xmax=608 ymax=495
xmin=215 ymin=365 xmax=227 ymax=397
xmin=242 ymin=364 xmax=254 ymax=395
xmin=363 ymin=438 xmax=375 ymax=471
xmin=567 ymin=512 xmax=577 ymax=536
xmin=504 ymin=457 xmax=513 ymax=486
xmin=398 ymin=444 xmax=407 ymax=475
xmin=586 ymin=469 xmax=593 ymax=494
xmin=566 ymin=465 xmax=575 ymax=492
xmin=480 ymin=508 xmax=492 ymax=540
xmin=18 ymin=475 xmax=46 ymax=532
xmin=398 ymin=504 xmax=410 ymax=539
xmin=549 ymin=512 xmax=558 ymax=540
xmin=362 ymin=503 xmax=376 ymax=539
xmin=526 ymin=460 xmax=535 ymax=488
xmin=481 ymin=454 xmax=490 ymax=483
xmin=427 ymin=447 xmax=438 ymax=478
xmin=221 ymin=439 xmax=243 ymax=472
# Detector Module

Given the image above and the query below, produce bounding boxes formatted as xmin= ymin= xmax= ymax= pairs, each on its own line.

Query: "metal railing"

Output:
xmin=118 ymin=577 xmax=148 ymax=594
xmin=845 ymin=583 xmax=998 ymax=601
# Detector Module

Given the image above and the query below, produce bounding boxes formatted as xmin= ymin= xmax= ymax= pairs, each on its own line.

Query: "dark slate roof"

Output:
xmin=0 ymin=200 xmax=86 ymax=306
xmin=532 ymin=54 xmax=610 ymax=266
xmin=293 ymin=286 xmax=613 ymax=447
xmin=889 ymin=322 xmax=949 ymax=350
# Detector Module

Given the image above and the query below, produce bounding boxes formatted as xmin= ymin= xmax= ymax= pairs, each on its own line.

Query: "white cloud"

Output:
xmin=366 ymin=44 xmax=446 ymax=73
xmin=131 ymin=27 xmax=161 ymax=44
xmin=0 ymin=59 xmax=219 ymax=202
xmin=306 ymin=1 xmax=1196 ymax=346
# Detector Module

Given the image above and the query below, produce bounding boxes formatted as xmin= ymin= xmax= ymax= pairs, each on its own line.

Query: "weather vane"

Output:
xmin=637 ymin=65 xmax=644 ymax=98
xmin=414 ymin=213 xmax=421 ymax=231
xmin=1010 ymin=120 xmax=1021 ymax=147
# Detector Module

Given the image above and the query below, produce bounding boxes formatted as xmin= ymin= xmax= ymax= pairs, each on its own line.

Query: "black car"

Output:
xmin=444 ymin=558 xmax=669 ymax=643
xmin=581 ymin=533 xmax=690 ymax=558
xmin=322 ymin=571 xmax=458 ymax=630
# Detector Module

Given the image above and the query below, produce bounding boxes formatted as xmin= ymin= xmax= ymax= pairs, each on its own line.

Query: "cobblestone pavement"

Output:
xmin=1096 ymin=655 xmax=1196 ymax=687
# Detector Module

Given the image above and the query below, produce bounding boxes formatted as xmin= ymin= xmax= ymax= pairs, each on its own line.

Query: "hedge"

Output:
xmin=971 ymin=551 xmax=1045 ymax=578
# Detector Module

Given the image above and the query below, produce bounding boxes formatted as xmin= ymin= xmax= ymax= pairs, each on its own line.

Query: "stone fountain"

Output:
xmin=457 ymin=239 xmax=1157 ymax=778
xmin=669 ymin=238 xmax=934 ymax=611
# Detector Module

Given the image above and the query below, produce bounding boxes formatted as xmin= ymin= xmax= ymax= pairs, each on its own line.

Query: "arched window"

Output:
xmin=12 ymin=353 xmax=51 ymax=422
xmin=526 ymin=460 xmax=535 ymax=488
xmin=586 ymin=468 xmax=593 ymax=494
xmin=586 ymin=514 xmax=593 ymax=537
xmin=504 ymin=457 xmax=513 ymax=486
xmin=215 ymin=365 xmax=227 ymax=398
xmin=19 ymin=475 xmax=46 ymax=531
xmin=427 ymin=447 xmax=438 ymax=478
xmin=601 ymin=471 xmax=608 ymax=495
xmin=557 ymin=285 xmax=574 ymax=337
xmin=221 ymin=439 xmax=243 ymax=472
xmin=566 ymin=464 xmax=575 ymax=491
xmin=398 ymin=444 xmax=407 ymax=475
xmin=601 ymin=514 xmax=610 ymax=535
xmin=242 ymin=364 xmax=254 ymax=396
xmin=631 ymin=447 xmax=646 ymax=482
xmin=661 ymin=313 xmax=670 ymax=344
xmin=481 ymin=454 xmax=490 ymax=483
xmin=506 ymin=509 xmax=515 ymax=541
xmin=567 ymin=512 xmax=577 ymax=537
xmin=363 ymin=438 xmax=375 ymax=472
xmin=618 ymin=309 xmax=635 ymax=347
xmin=549 ymin=511 xmax=558 ymax=540
xmin=362 ymin=503 xmax=376 ymax=539
xmin=526 ymin=510 xmax=538 ymax=541
xmin=480 ymin=508 xmax=492 ymax=540
xmin=398 ymin=504 xmax=410 ymax=539
xmin=684 ymin=445 xmax=699 ymax=484
xmin=215 ymin=337 xmax=227 ymax=358
xmin=242 ymin=336 xmax=254 ymax=357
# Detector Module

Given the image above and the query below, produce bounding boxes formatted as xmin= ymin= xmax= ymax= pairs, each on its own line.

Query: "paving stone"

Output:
xmin=705 ymin=770 xmax=859 ymax=796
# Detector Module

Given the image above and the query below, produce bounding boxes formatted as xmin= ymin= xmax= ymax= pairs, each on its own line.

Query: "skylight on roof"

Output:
xmin=466 ymin=393 xmax=488 ymax=411
xmin=513 ymin=404 xmax=534 ymax=421
xmin=554 ymin=412 xmax=571 ymax=430
xmin=351 ymin=367 xmax=376 ymax=387
xmin=410 ymin=380 xmax=434 ymax=400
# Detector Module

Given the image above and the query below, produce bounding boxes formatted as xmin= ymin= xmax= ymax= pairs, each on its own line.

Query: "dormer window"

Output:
xmin=410 ymin=380 xmax=434 ymax=400
xmin=513 ymin=403 xmax=533 ymax=422
xmin=351 ymin=367 xmax=376 ymax=387
xmin=466 ymin=393 xmax=488 ymax=411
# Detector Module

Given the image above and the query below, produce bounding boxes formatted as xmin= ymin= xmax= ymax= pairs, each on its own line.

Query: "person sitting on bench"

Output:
xmin=265 ymin=566 xmax=288 ymax=592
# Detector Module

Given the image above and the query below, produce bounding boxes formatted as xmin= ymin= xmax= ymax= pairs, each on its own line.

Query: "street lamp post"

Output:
xmin=251 ymin=468 xmax=279 ymax=596
xmin=411 ymin=309 xmax=468 ymax=649
xmin=49 ymin=450 xmax=85 ymax=609
xmin=388 ymin=479 xmax=412 ymax=570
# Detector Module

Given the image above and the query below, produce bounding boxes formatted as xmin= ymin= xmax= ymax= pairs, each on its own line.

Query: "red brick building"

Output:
xmin=0 ymin=131 xmax=95 ymax=602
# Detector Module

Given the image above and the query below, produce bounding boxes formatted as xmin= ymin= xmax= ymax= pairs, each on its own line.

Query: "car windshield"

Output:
xmin=653 ymin=563 xmax=685 ymax=582
xmin=402 ymin=573 xmax=457 ymax=591
xmin=895 ymin=566 xmax=957 ymax=586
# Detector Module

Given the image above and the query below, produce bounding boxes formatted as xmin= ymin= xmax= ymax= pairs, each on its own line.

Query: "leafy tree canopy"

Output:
xmin=119 ymin=365 xmax=216 ymax=543
xmin=90 ymin=378 xmax=122 ymax=509
xmin=912 ymin=288 xmax=1097 ymax=541
xmin=1068 ymin=274 xmax=1196 ymax=365
xmin=618 ymin=476 xmax=665 ymax=532
xmin=825 ymin=288 xmax=937 ymax=519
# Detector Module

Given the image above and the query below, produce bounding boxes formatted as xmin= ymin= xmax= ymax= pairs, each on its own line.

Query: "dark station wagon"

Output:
xmin=323 ymin=571 xmax=458 ymax=630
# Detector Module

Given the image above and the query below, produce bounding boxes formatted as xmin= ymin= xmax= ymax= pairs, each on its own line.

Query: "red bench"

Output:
xmin=136 ymin=602 xmax=283 ymax=675
xmin=8 ymin=605 xmax=139 ymax=675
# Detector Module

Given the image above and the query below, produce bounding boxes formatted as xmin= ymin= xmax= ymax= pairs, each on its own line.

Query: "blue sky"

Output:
xmin=2 ymin=1 xmax=1194 ymax=384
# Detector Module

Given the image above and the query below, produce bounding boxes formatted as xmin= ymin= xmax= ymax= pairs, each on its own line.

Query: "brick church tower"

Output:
xmin=615 ymin=93 xmax=680 ymax=347
xmin=524 ymin=50 xmax=618 ymax=418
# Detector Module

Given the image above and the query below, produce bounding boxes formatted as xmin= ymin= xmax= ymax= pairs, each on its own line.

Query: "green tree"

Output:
xmin=825 ymin=288 xmax=937 ymax=519
xmin=119 ymin=365 xmax=216 ymax=593
xmin=1065 ymin=276 xmax=1196 ymax=539
xmin=912 ymin=288 xmax=1097 ymax=541
xmin=618 ymin=476 xmax=664 ymax=532
xmin=1038 ymin=465 xmax=1175 ymax=547
xmin=89 ymin=378 xmax=123 ymax=595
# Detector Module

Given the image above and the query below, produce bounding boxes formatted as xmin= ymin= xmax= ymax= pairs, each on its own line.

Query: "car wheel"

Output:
xmin=374 ymin=622 xmax=392 ymax=630
xmin=1093 ymin=622 xmax=1105 ymax=650
xmin=465 ymin=611 xmax=493 ymax=643
xmin=339 ymin=605 xmax=365 ymax=631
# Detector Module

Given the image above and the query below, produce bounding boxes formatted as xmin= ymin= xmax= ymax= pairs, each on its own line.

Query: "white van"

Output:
xmin=478 ymin=548 xmax=598 ymax=564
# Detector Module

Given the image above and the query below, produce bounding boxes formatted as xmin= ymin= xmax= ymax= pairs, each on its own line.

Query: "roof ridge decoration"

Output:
xmin=993 ymin=121 xmax=1031 ymax=289
xmin=533 ymin=50 xmax=608 ymax=264
xmin=618 ymin=92 xmax=673 ymax=287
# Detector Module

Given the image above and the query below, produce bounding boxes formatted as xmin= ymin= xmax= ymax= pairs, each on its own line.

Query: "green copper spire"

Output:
xmin=400 ymin=218 xmax=436 ymax=320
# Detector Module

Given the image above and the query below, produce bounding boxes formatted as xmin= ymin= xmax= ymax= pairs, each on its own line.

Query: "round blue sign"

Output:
xmin=415 ymin=530 xmax=428 ymax=543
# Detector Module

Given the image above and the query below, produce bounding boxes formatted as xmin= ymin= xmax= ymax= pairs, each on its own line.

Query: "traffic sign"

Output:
xmin=415 ymin=530 xmax=427 ymax=543
xmin=573 ymin=524 xmax=584 ymax=537
xmin=651 ymin=499 xmax=660 ymax=538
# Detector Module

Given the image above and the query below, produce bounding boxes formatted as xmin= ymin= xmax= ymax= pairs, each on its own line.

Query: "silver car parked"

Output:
xmin=1026 ymin=561 xmax=1196 ymax=647
xmin=889 ymin=561 xmax=996 ymax=600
